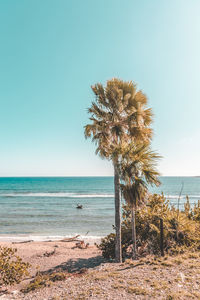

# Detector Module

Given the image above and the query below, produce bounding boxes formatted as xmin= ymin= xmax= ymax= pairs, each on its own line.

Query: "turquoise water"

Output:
xmin=0 ymin=176 xmax=199 ymax=241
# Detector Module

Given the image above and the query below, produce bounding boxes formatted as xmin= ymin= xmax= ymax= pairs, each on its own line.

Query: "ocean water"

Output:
xmin=0 ymin=176 xmax=199 ymax=241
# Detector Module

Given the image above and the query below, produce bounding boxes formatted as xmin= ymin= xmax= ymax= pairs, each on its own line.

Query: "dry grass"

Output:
xmin=56 ymin=251 xmax=200 ymax=299
xmin=3 ymin=250 xmax=200 ymax=299
xmin=127 ymin=286 xmax=147 ymax=295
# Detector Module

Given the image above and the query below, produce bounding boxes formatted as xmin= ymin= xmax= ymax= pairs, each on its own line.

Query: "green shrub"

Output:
xmin=0 ymin=246 xmax=30 ymax=286
xmin=192 ymin=200 xmax=200 ymax=221
xmin=22 ymin=272 xmax=66 ymax=293
xmin=21 ymin=273 xmax=50 ymax=293
xmin=98 ymin=194 xmax=200 ymax=259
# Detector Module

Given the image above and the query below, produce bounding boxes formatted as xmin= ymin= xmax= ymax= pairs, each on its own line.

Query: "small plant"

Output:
xmin=127 ymin=286 xmax=147 ymax=295
xmin=21 ymin=272 xmax=67 ymax=293
xmin=0 ymin=246 xmax=30 ymax=286
xmin=22 ymin=273 xmax=51 ymax=293
xmin=49 ymin=272 xmax=66 ymax=282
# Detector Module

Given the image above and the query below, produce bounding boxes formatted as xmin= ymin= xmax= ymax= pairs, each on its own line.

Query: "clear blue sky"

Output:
xmin=0 ymin=0 xmax=199 ymax=176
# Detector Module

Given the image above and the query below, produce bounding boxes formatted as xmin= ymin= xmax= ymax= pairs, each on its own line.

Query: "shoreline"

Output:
xmin=0 ymin=234 xmax=103 ymax=244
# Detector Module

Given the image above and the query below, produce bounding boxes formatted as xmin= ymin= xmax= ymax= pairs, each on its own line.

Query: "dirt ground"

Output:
xmin=0 ymin=241 xmax=200 ymax=299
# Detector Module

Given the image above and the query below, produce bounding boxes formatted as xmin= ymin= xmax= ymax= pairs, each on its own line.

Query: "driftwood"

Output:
xmin=43 ymin=247 xmax=56 ymax=257
xmin=45 ymin=235 xmax=81 ymax=243
xmin=0 ymin=288 xmax=8 ymax=295
xmin=12 ymin=235 xmax=81 ymax=244
xmin=72 ymin=241 xmax=89 ymax=249
xmin=12 ymin=240 xmax=33 ymax=244
xmin=60 ymin=235 xmax=81 ymax=242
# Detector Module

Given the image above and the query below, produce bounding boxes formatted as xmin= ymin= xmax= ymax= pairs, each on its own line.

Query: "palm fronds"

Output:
xmin=84 ymin=78 xmax=154 ymax=159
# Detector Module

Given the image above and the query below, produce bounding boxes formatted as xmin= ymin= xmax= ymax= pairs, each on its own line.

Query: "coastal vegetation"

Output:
xmin=21 ymin=272 xmax=67 ymax=294
xmin=98 ymin=194 xmax=200 ymax=260
xmin=0 ymin=246 xmax=30 ymax=286
xmin=120 ymin=142 xmax=160 ymax=258
xmin=85 ymin=78 xmax=154 ymax=262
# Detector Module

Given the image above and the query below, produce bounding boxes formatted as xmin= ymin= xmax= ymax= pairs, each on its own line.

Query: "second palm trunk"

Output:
xmin=114 ymin=161 xmax=122 ymax=263
xmin=131 ymin=206 xmax=137 ymax=259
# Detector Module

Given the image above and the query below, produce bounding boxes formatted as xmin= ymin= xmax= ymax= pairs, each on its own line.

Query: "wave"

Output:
xmin=0 ymin=234 xmax=103 ymax=243
xmin=1 ymin=192 xmax=199 ymax=200
xmin=167 ymin=195 xmax=184 ymax=199
xmin=1 ymin=192 xmax=114 ymax=198
xmin=167 ymin=195 xmax=200 ymax=199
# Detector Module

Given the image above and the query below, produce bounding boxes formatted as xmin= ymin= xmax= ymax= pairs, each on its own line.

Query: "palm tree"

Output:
xmin=84 ymin=78 xmax=153 ymax=262
xmin=121 ymin=178 xmax=147 ymax=258
xmin=120 ymin=143 xmax=161 ymax=259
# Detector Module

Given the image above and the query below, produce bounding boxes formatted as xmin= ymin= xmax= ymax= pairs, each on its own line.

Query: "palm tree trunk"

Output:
xmin=131 ymin=206 xmax=137 ymax=259
xmin=113 ymin=160 xmax=122 ymax=263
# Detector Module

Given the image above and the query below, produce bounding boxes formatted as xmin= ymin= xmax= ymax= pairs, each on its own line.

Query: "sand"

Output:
xmin=0 ymin=241 xmax=200 ymax=299
xmin=0 ymin=239 xmax=104 ymax=299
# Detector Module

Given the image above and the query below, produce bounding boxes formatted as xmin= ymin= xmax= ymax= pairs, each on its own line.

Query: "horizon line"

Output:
xmin=0 ymin=175 xmax=199 ymax=178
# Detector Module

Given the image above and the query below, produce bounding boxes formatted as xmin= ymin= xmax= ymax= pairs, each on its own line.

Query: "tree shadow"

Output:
xmin=42 ymin=255 xmax=107 ymax=275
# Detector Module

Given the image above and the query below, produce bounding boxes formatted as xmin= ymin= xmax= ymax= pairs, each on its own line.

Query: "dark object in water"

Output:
xmin=76 ymin=204 xmax=83 ymax=209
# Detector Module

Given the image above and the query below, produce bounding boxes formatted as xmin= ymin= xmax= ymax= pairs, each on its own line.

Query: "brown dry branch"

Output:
xmin=12 ymin=240 xmax=33 ymax=244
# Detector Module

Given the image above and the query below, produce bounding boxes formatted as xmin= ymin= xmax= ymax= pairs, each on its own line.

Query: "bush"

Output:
xmin=21 ymin=272 xmax=67 ymax=293
xmin=98 ymin=194 xmax=200 ymax=259
xmin=0 ymin=246 xmax=30 ymax=286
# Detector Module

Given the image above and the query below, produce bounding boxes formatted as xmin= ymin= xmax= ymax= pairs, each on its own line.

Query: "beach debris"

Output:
xmin=73 ymin=240 xmax=89 ymax=249
xmin=76 ymin=204 xmax=83 ymax=209
xmin=12 ymin=240 xmax=33 ymax=244
xmin=60 ymin=235 xmax=81 ymax=242
xmin=43 ymin=247 xmax=56 ymax=257
xmin=0 ymin=288 xmax=8 ymax=296
xmin=45 ymin=235 xmax=80 ymax=243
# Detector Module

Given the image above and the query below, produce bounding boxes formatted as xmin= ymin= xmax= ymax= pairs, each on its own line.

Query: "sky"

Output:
xmin=0 ymin=0 xmax=200 ymax=176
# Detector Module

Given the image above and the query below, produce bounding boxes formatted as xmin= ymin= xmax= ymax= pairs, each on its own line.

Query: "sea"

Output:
xmin=0 ymin=176 xmax=199 ymax=242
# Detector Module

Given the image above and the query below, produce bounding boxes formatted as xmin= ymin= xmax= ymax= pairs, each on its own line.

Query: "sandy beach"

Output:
xmin=0 ymin=239 xmax=103 ymax=275
xmin=0 ymin=239 xmax=104 ymax=299
xmin=1 ymin=240 xmax=200 ymax=300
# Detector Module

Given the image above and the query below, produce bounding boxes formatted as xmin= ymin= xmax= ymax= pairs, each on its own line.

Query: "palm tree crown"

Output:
xmin=84 ymin=78 xmax=153 ymax=159
xmin=121 ymin=143 xmax=161 ymax=206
